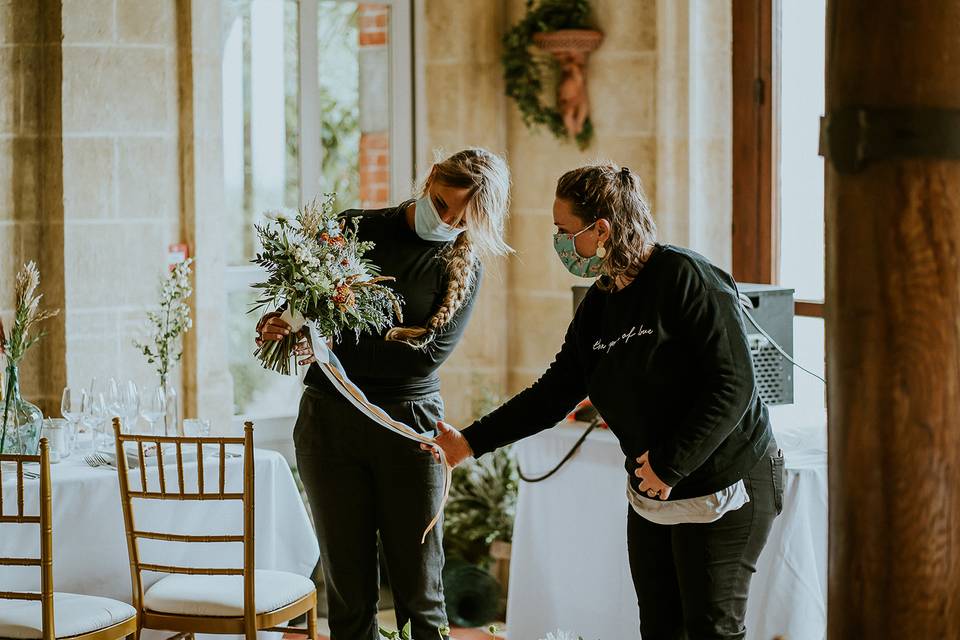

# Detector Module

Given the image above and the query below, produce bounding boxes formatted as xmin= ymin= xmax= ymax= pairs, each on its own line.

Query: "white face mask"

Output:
xmin=414 ymin=194 xmax=465 ymax=243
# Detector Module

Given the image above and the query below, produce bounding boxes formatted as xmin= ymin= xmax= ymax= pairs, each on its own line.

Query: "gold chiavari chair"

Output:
xmin=111 ymin=419 xmax=317 ymax=639
xmin=0 ymin=439 xmax=138 ymax=640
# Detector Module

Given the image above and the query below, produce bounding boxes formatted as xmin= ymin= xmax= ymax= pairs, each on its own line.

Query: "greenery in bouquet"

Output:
xmin=134 ymin=259 xmax=194 ymax=390
xmin=250 ymin=193 xmax=403 ymax=375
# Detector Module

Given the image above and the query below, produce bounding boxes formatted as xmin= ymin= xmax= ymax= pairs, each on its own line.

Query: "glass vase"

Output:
xmin=163 ymin=383 xmax=180 ymax=437
xmin=0 ymin=363 xmax=44 ymax=455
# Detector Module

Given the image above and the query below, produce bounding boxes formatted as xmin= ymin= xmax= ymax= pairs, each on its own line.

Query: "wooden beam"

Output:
xmin=732 ymin=0 xmax=778 ymax=284
xmin=826 ymin=1 xmax=960 ymax=637
xmin=794 ymin=300 xmax=824 ymax=318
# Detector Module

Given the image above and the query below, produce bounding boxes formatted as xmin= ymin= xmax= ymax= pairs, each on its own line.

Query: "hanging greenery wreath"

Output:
xmin=502 ymin=0 xmax=596 ymax=149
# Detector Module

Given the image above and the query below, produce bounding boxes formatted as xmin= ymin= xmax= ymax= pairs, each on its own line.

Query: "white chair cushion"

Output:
xmin=143 ymin=569 xmax=314 ymax=617
xmin=0 ymin=592 xmax=136 ymax=639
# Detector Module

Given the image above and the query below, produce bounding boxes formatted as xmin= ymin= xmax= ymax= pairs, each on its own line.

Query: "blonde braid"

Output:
xmin=385 ymin=233 xmax=477 ymax=348
xmin=385 ymin=147 xmax=509 ymax=348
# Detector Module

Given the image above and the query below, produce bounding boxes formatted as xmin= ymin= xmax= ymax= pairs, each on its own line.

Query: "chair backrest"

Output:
xmin=0 ymin=440 xmax=54 ymax=640
xmin=112 ymin=419 xmax=255 ymax=634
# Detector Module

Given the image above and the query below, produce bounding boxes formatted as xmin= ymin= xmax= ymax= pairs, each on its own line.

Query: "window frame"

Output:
xmin=731 ymin=0 xmax=824 ymax=318
xmin=223 ymin=0 xmax=415 ymax=419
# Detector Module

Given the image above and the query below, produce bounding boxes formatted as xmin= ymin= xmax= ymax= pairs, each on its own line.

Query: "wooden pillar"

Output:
xmin=826 ymin=1 xmax=960 ymax=637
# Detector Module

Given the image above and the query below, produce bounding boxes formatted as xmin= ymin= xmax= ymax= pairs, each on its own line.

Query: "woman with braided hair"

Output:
xmin=431 ymin=163 xmax=784 ymax=639
xmin=256 ymin=148 xmax=511 ymax=639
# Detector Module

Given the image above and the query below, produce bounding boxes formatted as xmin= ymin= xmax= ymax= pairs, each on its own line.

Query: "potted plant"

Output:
xmin=502 ymin=0 xmax=603 ymax=148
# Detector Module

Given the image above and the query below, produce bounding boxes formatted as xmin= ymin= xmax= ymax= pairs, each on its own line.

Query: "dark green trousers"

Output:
xmin=294 ymin=385 xmax=448 ymax=640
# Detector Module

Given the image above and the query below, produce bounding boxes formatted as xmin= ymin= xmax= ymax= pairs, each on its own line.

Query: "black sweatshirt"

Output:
xmin=303 ymin=203 xmax=481 ymax=407
xmin=463 ymin=245 xmax=773 ymax=500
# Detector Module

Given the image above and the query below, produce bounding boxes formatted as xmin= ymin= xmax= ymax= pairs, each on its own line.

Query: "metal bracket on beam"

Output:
xmin=819 ymin=107 xmax=960 ymax=174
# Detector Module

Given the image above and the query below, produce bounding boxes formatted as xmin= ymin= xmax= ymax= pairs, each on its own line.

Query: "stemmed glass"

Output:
xmin=60 ymin=387 xmax=82 ymax=456
xmin=81 ymin=391 xmax=107 ymax=451
xmin=120 ymin=381 xmax=140 ymax=434
xmin=94 ymin=392 xmax=109 ymax=450
xmin=107 ymin=378 xmax=123 ymax=423
xmin=140 ymin=386 xmax=165 ymax=436
xmin=76 ymin=390 xmax=94 ymax=454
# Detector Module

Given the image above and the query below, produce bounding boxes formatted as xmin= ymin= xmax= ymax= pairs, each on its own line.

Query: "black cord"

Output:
xmin=518 ymin=296 xmax=821 ymax=484
xmin=737 ymin=293 xmax=827 ymax=384
xmin=518 ymin=415 xmax=603 ymax=483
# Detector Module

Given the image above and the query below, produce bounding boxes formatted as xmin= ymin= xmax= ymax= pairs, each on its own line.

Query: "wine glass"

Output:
xmin=140 ymin=386 xmax=165 ymax=436
xmin=120 ymin=380 xmax=140 ymax=434
xmin=60 ymin=387 xmax=81 ymax=456
xmin=107 ymin=378 xmax=123 ymax=421
xmin=87 ymin=393 xmax=107 ymax=451
xmin=76 ymin=389 xmax=96 ymax=454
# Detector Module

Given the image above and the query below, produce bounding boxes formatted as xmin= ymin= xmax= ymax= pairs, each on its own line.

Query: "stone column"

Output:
xmin=0 ymin=0 xmax=66 ymax=415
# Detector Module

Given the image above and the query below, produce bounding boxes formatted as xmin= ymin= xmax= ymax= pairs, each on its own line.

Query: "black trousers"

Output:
xmin=627 ymin=444 xmax=785 ymax=640
xmin=294 ymin=386 xmax=448 ymax=640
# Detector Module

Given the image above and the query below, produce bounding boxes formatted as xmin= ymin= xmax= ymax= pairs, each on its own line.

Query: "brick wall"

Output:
xmin=358 ymin=3 xmax=389 ymax=209
xmin=359 ymin=131 xmax=390 ymax=208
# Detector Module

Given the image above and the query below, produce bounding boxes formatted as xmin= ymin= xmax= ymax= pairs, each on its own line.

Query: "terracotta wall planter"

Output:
xmin=532 ymin=29 xmax=605 ymax=137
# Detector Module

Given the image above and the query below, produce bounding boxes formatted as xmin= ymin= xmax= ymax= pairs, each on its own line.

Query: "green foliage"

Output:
xmin=502 ymin=0 xmax=595 ymax=149
xmin=133 ymin=259 xmax=194 ymax=389
xmin=378 ymin=621 xmax=413 ymax=640
xmin=444 ymin=446 xmax=518 ymax=568
xmin=442 ymin=376 xmax=517 ymax=567
xmin=317 ymin=88 xmax=361 ymax=212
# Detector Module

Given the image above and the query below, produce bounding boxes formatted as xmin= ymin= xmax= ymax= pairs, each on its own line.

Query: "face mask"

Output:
xmin=553 ymin=222 xmax=603 ymax=278
xmin=414 ymin=194 xmax=465 ymax=243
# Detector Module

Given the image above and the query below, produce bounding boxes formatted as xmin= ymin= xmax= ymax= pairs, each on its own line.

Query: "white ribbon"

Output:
xmin=299 ymin=318 xmax=451 ymax=544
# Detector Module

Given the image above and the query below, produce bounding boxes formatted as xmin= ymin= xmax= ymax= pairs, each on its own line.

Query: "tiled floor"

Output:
xmin=293 ymin=610 xmax=507 ymax=640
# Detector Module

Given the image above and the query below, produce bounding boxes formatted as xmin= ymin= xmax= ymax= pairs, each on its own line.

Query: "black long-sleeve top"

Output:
xmin=303 ymin=203 xmax=481 ymax=407
xmin=462 ymin=245 xmax=772 ymax=500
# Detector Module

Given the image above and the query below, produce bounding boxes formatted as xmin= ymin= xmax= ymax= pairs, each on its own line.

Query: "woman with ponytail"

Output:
xmin=257 ymin=149 xmax=511 ymax=639
xmin=431 ymin=163 xmax=784 ymax=639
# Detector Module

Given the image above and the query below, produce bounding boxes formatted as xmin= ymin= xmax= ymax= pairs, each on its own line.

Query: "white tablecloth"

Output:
xmin=507 ymin=405 xmax=827 ymax=640
xmin=1 ymin=448 xmax=319 ymax=638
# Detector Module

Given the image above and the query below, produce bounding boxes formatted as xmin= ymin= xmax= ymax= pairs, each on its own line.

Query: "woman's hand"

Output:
xmin=294 ymin=333 xmax=316 ymax=366
xmin=255 ymin=312 xmax=290 ymax=346
xmin=634 ymin=451 xmax=672 ymax=500
xmin=421 ymin=421 xmax=473 ymax=467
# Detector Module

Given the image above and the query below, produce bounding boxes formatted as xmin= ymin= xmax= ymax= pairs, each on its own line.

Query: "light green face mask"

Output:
xmin=553 ymin=221 xmax=602 ymax=278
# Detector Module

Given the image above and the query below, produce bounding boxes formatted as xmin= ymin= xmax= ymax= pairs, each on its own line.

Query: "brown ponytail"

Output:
xmin=556 ymin=162 xmax=657 ymax=290
xmin=385 ymin=148 xmax=512 ymax=348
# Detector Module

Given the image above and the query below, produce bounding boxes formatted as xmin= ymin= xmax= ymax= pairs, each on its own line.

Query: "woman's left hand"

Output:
xmin=634 ymin=451 xmax=672 ymax=500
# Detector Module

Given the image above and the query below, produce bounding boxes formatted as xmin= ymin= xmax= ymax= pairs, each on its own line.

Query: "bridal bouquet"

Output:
xmin=251 ymin=193 xmax=403 ymax=375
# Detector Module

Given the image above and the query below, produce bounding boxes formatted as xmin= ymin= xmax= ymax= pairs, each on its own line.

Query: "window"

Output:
xmin=733 ymin=0 xmax=826 ymax=408
xmin=221 ymin=0 xmax=413 ymax=419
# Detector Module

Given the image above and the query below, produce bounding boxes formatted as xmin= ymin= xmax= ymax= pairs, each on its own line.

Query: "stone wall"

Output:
xmin=419 ymin=0 xmax=732 ymax=412
xmin=0 ymin=0 xmax=232 ymax=426
xmin=417 ymin=0 xmax=511 ymax=423
xmin=504 ymin=0 xmax=660 ymax=394
xmin=59 ymin=0 xmax=181 ymax=397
